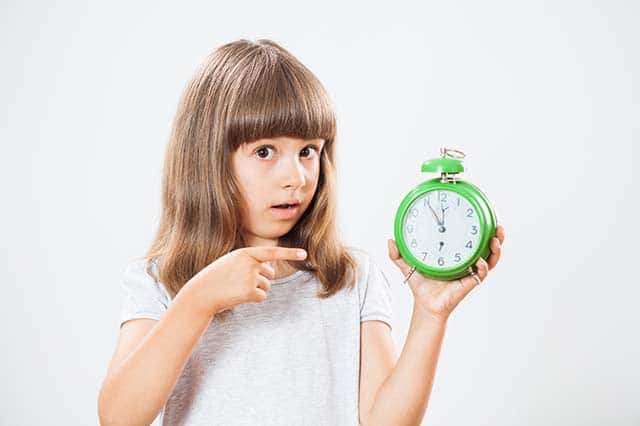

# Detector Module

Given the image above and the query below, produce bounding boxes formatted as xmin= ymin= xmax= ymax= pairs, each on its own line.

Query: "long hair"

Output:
xmin=139 ymin=38 xmax=358 ymax=321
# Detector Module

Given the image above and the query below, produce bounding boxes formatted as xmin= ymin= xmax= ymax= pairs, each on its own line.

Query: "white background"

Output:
xmin=1 ymin=1 xmax=638 ymax=425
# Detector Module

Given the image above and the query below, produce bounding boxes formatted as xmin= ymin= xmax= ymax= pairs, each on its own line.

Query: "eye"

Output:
xmin=254 ymin=144 xmax=321 ymax=160
xmin=300 ymin=145 xmax=320 ymax=159
xmin=255 ymin=145 xmax=275 ymax=160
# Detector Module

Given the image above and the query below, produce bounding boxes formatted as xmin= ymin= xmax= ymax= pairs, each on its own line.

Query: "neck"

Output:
xmin=240 ymin=231 xmax=297 ymax=279
xmin=271 ymin=260 xmax=297 ymax=279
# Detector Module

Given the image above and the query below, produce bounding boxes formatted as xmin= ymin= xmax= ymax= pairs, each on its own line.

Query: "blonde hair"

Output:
xmin=139 ymin=39 xmax=358 ymax=321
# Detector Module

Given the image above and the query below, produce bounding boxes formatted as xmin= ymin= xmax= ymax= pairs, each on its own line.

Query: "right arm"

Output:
xmin=98 ymin=246 xmax=306 ymax=426
xmin=97 ymin=280 xmax=214 ymax=426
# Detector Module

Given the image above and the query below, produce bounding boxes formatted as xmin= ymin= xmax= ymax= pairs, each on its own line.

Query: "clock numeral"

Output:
xmin=407 ymin=224 xmax=414 ymax=233
xmin=411 ymin=208 xmax=419 ymax=217
xmin=471 ymin=225 xmax=478 ymax=235
xmin=421 ymin=251 xmax=428 ymax=261
xmin=411 ymin=239 xmax=418 ymax=248
xmin=465 ymin=240 xmax=473 ymax=249
xmin=439 ymin=192 xmax=447 ymax=203
xmin=454 ymin=253 xmax=462 ymax=263
xmin=438 ymin=257 xmax=445 ymax=266
xmin=457 ymin=197 xmax=461 ymax=207
xmin=466 ymin=208 xmax=474 ymax=218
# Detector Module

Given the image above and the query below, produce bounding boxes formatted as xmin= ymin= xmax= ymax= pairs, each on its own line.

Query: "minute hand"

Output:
xmin=426 ymin=199 xmax=443 ymax=225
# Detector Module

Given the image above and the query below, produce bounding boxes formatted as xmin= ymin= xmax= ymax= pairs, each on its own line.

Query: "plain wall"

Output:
xmin=1 ymin=1 xmax=637 ymax=425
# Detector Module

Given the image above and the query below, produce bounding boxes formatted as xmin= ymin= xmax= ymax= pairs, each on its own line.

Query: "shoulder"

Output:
xmin=122 ymin=257 xmax=171 ymax=305
xmin=344 ymin=245 xmax=380 ymax=291
xmin=123 ymin=257 xmax=157 ymax=282
xmin=344 ymin=245 xmax=375 ymax=266
xmin=345 ymin=245 xmax=394 ymax=328
xmin=344 ymin=245 xmax=371 ymax=274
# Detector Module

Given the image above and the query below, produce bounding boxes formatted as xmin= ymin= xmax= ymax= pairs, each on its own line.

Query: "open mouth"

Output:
xmin=270 ymin=201 xmax=301 ymax=219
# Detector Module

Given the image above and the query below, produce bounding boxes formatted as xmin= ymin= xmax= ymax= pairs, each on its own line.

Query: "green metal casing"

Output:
xmin=393 ymin=176 xmax=497 ymax=281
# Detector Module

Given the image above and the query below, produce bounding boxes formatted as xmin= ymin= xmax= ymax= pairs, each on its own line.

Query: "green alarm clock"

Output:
xmin=393 ymin=147 xmax=498 ymax=281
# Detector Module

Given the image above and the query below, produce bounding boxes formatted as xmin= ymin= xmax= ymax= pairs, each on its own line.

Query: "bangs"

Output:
xmin=224 ymin=55 xmax=336 ymax=151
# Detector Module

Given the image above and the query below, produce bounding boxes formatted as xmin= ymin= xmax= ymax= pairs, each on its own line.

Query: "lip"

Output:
xmin=270 ymin=205 xmax=300 ymax=220
xmin=272 ymin=198 xmax=302 ymax=207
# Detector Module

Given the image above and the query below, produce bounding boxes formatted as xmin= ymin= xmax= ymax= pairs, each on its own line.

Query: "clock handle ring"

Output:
xmin=403 ymin=266 xmax=417 ymax=284
xmin=440 ymin=147 xmax=466 ymax=160
xmin=468 ymin=265 xmax=482 ymax=286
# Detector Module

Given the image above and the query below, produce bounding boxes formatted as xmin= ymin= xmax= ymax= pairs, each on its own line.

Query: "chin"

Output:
xmin=253 ymin=222 xmax=290 ymax=236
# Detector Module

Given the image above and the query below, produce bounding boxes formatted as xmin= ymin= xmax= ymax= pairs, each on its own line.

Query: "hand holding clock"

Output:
xmin=387 ymin=224 xmax=505 ymax=322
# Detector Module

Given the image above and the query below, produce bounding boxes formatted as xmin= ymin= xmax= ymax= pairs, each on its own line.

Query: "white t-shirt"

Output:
xmin=119 ymin=247 xmax=394 ymax=426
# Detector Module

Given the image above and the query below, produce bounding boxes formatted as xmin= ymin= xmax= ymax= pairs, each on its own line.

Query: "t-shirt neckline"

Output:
xmin=270 ymin=270 xmax=307 ymax=285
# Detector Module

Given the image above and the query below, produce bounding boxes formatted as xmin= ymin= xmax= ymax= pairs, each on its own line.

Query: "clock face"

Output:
xmin=402 ymin=189 xmax=481 ymax=269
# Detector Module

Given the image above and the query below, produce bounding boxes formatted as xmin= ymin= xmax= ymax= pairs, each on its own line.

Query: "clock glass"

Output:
xmin=401 ymin=189 xmax=481 ymax=269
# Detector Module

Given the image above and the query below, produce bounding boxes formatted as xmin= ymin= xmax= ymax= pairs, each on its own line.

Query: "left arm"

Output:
xmin=359 ymin=225 xmax=505 ymax=425
xmin=360 ymin=307 xmax=446 ymax=426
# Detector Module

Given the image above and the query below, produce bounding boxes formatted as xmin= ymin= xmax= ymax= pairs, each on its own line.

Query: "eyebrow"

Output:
xmin=245 ymin=139 xmax=324 ymax=149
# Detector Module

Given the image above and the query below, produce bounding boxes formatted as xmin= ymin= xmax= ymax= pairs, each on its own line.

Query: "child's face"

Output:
xmin=232 ymin=136 xmax=325 ymax=247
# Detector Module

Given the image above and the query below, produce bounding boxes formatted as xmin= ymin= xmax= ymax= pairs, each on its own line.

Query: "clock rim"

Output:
xmin=393 ymin=178 xmax=497 ymax=280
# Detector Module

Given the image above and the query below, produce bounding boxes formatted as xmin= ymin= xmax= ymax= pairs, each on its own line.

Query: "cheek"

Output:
xmin=238 ymin=183 xmax=263 ymax=213
xmin=234 ymin=163 xmax=261 ymax=197
xmin=237 ymin=175 xmax=271 ymax=215
xmin=305 ymin=159 xmax=320 ymax=177
xmin=308 ymin=163 xmax=321 ymax=187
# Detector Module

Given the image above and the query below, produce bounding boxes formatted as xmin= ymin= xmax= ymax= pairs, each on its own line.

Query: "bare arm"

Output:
xmin=372 ymin=228 xmax=504 ymax=425
xmin=365 ymin=304 xmax=447 ymax=426
xmin=98 ymin=246 xmax=305 ymax=425
xmin=97 ymin=280 xmax=215 ymax=426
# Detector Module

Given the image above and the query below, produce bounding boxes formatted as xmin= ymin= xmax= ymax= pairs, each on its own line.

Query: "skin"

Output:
xmin=388 ymin=224 xmax=506 ymax=321
xmin=358 ymin=226 xmax=505 ymax=425
xmin=232 ymin=137 xmax=507 ymax=424
xmin=99 ymin=134 xmax=505 ymax=425
xmin=231 ymin=136 xmax=325 ymax=279
xmin=97 ymin=137 xmax=323 ymax=425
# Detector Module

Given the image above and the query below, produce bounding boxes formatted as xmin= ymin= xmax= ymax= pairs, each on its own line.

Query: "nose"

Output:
xmin=282 ymin=156 xmax=306 ymax=189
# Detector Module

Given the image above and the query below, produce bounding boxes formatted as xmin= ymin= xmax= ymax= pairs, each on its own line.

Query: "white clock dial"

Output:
xmin=402 ymin=189 xmax=481 ymax=269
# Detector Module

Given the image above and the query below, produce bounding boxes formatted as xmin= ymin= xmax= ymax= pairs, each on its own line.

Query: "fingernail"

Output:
xmin=297 ymin=250 xmax=307 ymax=258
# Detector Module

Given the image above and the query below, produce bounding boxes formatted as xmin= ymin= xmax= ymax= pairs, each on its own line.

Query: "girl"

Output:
xmin=98 ymin=38 xmax=505 ymax=426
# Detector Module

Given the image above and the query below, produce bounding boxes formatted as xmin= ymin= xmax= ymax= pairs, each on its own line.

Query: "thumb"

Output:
xmin=387 ymin=239 xmax=413 ymax=277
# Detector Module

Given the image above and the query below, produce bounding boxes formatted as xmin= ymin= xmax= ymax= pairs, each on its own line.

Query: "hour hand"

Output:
xmin=441 ymin=206 xmax=448 ymax=225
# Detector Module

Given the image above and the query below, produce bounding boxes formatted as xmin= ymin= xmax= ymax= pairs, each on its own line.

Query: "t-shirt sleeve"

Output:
xmin=359 ymin=254 xmax=393 ymax=331
xmin=119 ymin=259 xmax=170 ymax=327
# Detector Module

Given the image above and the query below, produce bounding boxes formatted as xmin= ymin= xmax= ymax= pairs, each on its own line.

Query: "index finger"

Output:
xmin=243 ymin=246 xmax=307 ymax=263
